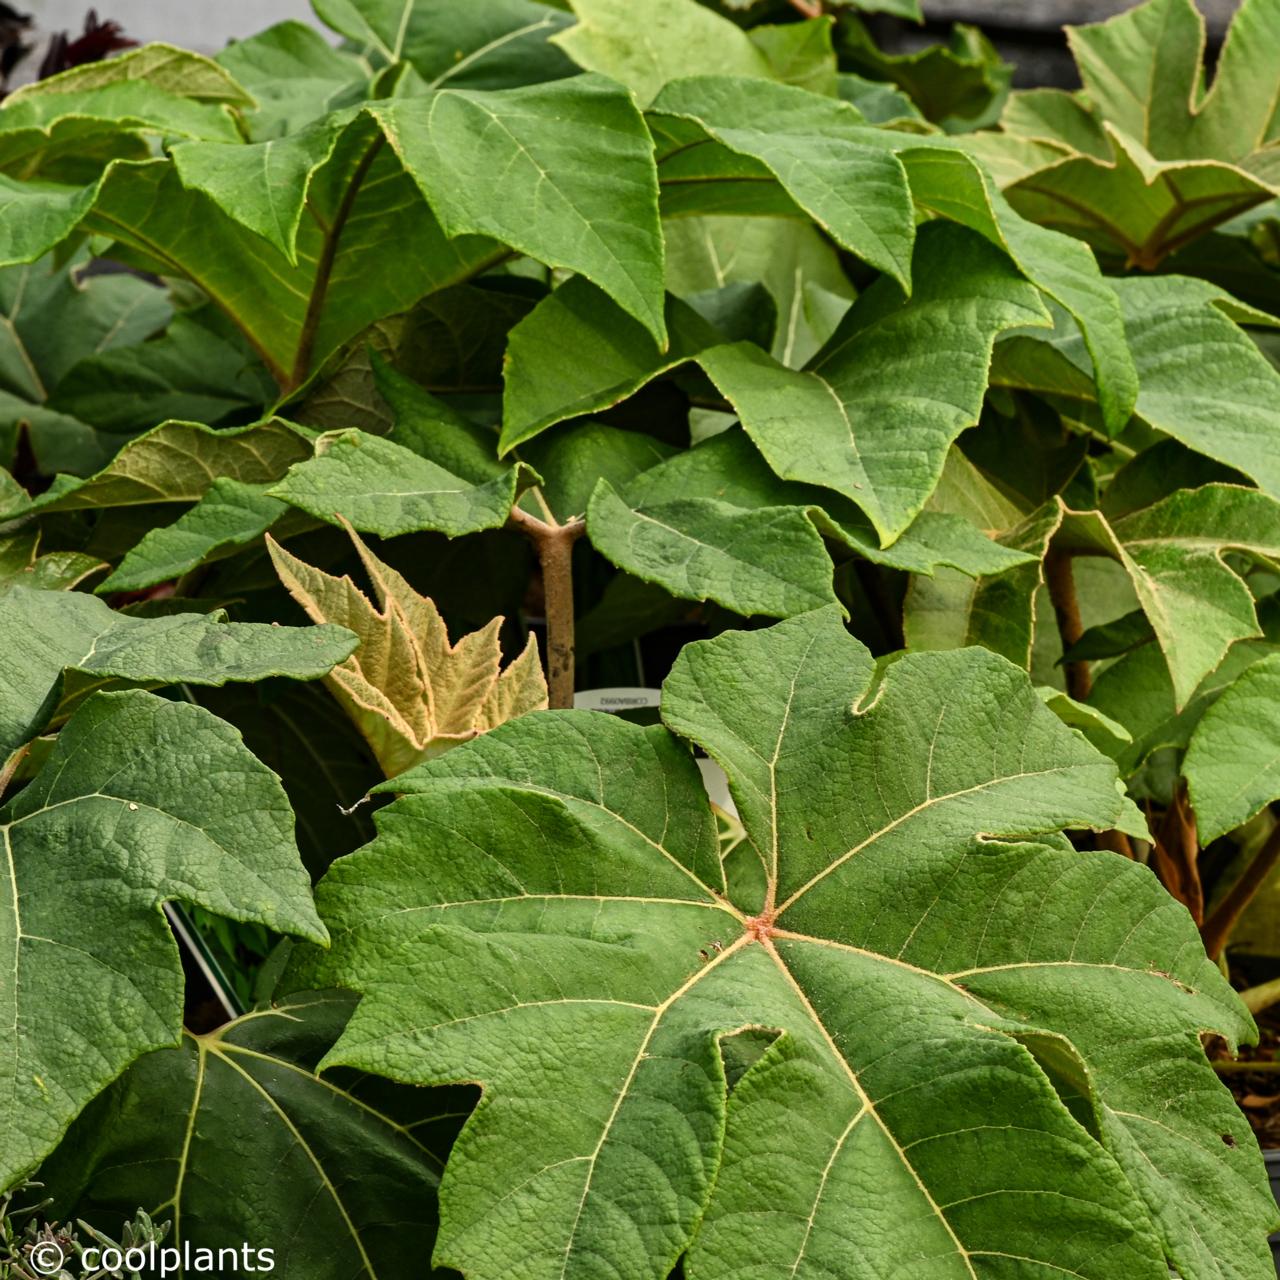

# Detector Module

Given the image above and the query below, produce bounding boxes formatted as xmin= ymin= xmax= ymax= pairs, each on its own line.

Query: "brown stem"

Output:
xmin=509 ymin=504 xmax=586 ymax=710
xmin=1097 ymin=830 xmax=1136 ymax=859
xmin=1200 ymin=816 xmax=1280 ymax=961
xmin=0 ymin=743 xmax=28 ymax=802
xmin=1044 ymin=547 xmax=1091 ymax=701
xmin=787 ymin=0 xmax=823 ymax=14
xmin=1151 ymin=784 xmax=1202 ymax=922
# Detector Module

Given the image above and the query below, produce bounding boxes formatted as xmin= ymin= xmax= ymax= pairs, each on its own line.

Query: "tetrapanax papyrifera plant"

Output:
xmin=0 ymin=0 xmax=1279 ymax=1275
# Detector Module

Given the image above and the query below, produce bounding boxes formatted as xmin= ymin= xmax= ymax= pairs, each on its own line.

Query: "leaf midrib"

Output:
xmin=211 ymin=1046 xmax=382 ymax=1279
xmin=762 ymin=935 xmax=981 ymax=1279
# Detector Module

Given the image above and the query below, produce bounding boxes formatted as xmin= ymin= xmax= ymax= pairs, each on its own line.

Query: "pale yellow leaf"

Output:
xmin=267 ymin=526 xmax=547 ymax=776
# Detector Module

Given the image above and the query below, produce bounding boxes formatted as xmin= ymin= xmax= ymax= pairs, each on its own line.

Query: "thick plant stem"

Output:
xmin=1044 ymin=547 xmax=1091 ymax=701
xmin=1200 ymin=818 xmax=1280 ymax=961
xmin=1152 ymin=785 xmax=1203 ymax=922
xmin=510 ymin=505 xmax=586 ymax=710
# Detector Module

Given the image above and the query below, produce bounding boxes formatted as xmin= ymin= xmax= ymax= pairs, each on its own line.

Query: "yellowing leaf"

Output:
xmin=268 ymin=526 xmax=546 ymax=777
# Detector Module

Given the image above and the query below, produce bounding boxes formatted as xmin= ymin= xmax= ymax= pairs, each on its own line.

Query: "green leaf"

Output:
xmin=650 ymin=77 xmax=915 ymax=288
xmin=837 ymin=72 xmax=926 ymax=128
xmin=293 ymin=608 xmax=1266 ymax=1279
xmin=0 ymin=586 xmax=357 ymax=755
xmin=502 ymin=226 xmax=1061 ymax=544
xmin=96 ymin=479 xmax=294 ymax=594
xmin=0 ymin=532 xmax=105 ymax=597
xmin=969 ymin=0 xmax=1280 ymax=266
xmin=890 ymin=143 xmax=1139 ymax=433
xmin=588 ymin=477 xmax=840 ymax=618
xmin=0 ymin=689 xmax=326 ymax=1189
xmin=1185 ymin=652 xmax=1280 ymax=841
xmin=270 ymin=430 xmax=532 ymax=539
xmin=520 ymin=420 xmax=674 ymax=522
xmin=80 ymin=147 xmax=499 ymax=393
xmin=993 ymin=275 xmax=1280 ymax=494
xmin=4 ymin=43 xmax=255 ymax=109
xmin=315 ymin=0 xmax=576 ymax=89
xmin=663 ymin=215 xmax=856 ymax=367
xmin=1088 ymin=616 xmax=1280 ymax=780
xmin=649 ymin=77 xmax=1139 ymax=430
xmin=35 ymin=990 xmax=459 ymax=1277
xmin=196 ymin=680 xmax=382 ymax=878
xmin=903 ymin=499 xmax=1061 ymax=667
xmin=584 ymin=428 xmax=1031 ymax=618
xmin=373 ymin=358 xmax=507 ymax=482
xmin=699 ymin=224 xmax=1049 ymax=541
xmin=748 ymin=18 xmax=839 ymax=98
xmin=0 ymin=82 xmax=243 ymax=187
xmin=0 ymin=177 xmax=99 ymax=273
xmin=1037 ymin=686 xmax=1132 ymax=759
xmin=1063 ymin=608 xmax=1156 ymax=663
xmin=169 ymin=112 xmax=356 ymax=263
xmin=157 ymin=78 xmax=666 ymax=363
xmin=0 ymin=418 xmax=314 ymax=522
xmin=554 ymin=0 xmax=773 ymax=106
xmin=500 ymin=280 xmax=719 ymax=453
xmin=375 ymin=76 xmax=665 ymax=344
xmin=1060 ymin=485 xmax=1280 ymax=708
xmin=215 ymin=21 xmax=371 ymax=138
xmin=45 ymin=309 xmax=279 ymax=437
xmin=839 ymin=17 xmax=1011 ymax=133
xmin=0 ymin=251 xmax=170 ymax=475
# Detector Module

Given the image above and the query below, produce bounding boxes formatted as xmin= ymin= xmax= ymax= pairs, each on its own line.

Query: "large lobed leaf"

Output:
xmin=292 ymin=607 xmax=1273 ymax=1279
xmin=33 ymin=991 xmax=462 ymax=1278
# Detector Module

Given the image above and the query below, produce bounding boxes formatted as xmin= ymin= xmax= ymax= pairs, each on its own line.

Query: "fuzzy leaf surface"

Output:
xmin=1184 ymin=652 xmax=1280 ymax=841
xmin=585 ymin=429 xmax=1030 ymax=618
xmin=0 ymin=586 xmax=356 ymax=755
xmin=269 ymin=528 xmax=546 ymax=777
xmin=270 ymin=430 xmax=531 ymax=539
xmin=0 ymin=418 xmax=313 ymax=522
xmin=649 ymin=76 xmax=1139 ymax=431
xmin=375 ymin=77 xmax=665 ymax=343
xmin=97 ymin=479 xmax=296 ymax=594
xmin=293 ymin=608 xmax=1269 ymax=1279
